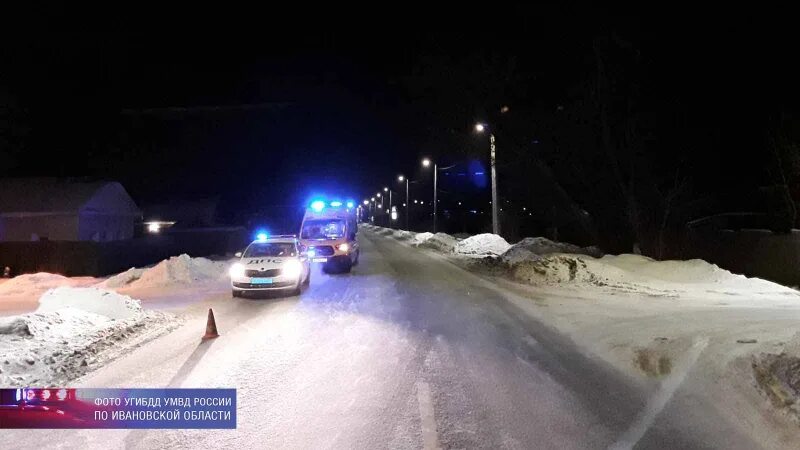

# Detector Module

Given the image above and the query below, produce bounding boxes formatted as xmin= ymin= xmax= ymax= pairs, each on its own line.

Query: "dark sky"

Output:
xmin=2 ymin=8 xmax=799 ymax=224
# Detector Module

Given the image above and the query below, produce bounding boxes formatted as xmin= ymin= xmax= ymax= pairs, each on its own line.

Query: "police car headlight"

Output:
xmin=337 ymin=243 xmax=349 ymax=252
xmin=229 ymin=263 xmax=245 ymax=278
xmin=282 ymin=259 xmax=303 ymax=278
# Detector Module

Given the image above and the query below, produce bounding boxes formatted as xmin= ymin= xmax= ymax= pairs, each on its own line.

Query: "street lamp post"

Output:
xmin=384 ymin=187 xmax=392 ymax=226
xmin=398 ymin=175 xmax=409 ymax=230
xmin=422 ymin=158 xmax=455 ymax=233
xmin=476 ymin=124 xmax=499 ymax=235
xmin=421 ymin=158 xmax=437 ymax=232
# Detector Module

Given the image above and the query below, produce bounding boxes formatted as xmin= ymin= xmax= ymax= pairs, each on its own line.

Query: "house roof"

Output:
xmin=0 ymin=178 xmax=141 ymax=216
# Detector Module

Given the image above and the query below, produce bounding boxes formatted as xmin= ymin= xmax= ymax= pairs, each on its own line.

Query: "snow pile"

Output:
xmin=0 ymin=287 xmax=175 ymax=386
xmin=412 ymin=232 xmax=434 ymax=245
xmin=0 ymin=273 xmax=86 ymax=297
xmin=413 ymin=232 xmax=459 ymax=253
xmin=454 ymin=233 xmax=511 ymax=256
xmin=37 ymin=287 xmax=142 ymax=320
xmin=508 ymin=253 xmax=799 ymax=298
xmin=375 ymin=228 xmax=394 ymax=236
xmin=97 ymin=254 xmax=228 ymax=289
xmin=501 ymin=237 xmax=603 ymax=264
xmin=392 ymin=230 xmax=416 ymax=241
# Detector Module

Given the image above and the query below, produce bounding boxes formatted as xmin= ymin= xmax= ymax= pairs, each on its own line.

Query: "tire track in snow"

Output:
xmin=608 ymin=337 xmax=709 ymax=450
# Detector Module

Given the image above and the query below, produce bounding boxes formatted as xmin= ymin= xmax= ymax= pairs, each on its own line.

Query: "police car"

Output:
xmin=229 ymin=234 xmax=311 ymax=297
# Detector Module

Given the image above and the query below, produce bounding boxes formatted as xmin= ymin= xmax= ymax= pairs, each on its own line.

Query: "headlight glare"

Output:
xmin=229 ymin=263 xmax=245 ymax=278
xmin=282 ymin=259 xmax=303 ymax=278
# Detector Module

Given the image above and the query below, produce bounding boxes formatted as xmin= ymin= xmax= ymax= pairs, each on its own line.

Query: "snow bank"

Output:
xmin=412 ymin=232 xmax=458 ymax=253
xmin=392 ymin=230 xmax=416 ymax=241
xmin=501 ymin=237 xmax=603 ymax=264
xmin=37 ymin=287 xmax=142 ymax=320
xmin=454 ymin=233 xmax=511 ymax=256
xmin=508 ymin=252 xmax=798 ymax=297
xmin=0 ymin=287 xmax=175 ymax=386
xmin=97 ymin=254 xmax=228 ymax=289
xmin=0 ymin=273 xmax=86 ymax=297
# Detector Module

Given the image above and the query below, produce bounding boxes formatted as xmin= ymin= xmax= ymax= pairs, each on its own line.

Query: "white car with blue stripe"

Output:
xmin=228 ymin=235 xmax=310 ymax=297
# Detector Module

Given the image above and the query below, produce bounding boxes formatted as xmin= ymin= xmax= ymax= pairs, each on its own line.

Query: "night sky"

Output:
xmin=2 ymin=8 xmax=799 ymax=245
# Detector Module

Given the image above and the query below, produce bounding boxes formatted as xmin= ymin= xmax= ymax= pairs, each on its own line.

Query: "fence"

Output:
xmin=0 ymin=227 xmax=249 ymax=277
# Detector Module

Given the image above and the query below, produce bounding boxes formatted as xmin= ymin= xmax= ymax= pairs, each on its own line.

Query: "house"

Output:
xmin=0 ymin=178 xmax=141 ymax=242
xmin=141 ymin=196 xmax=220 ymax=231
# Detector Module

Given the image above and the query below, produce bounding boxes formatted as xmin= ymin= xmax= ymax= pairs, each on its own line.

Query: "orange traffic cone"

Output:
xmin=202 ymin=308 xmax=219 ymax=340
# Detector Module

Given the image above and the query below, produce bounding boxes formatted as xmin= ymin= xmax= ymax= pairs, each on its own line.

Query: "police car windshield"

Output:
xmin=244 ymin=242 xmax=297 ymax=257
xmin=301 ymin=219 xmax=346 ymax=239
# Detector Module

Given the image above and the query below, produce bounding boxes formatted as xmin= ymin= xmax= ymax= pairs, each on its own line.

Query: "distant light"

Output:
xmin=414 ymin=200 xmax=418 ymax=204
xmin=363 ymin=200 xmax=369 ymax=205
xmin=346 ymin=201 xmax=354 ymax=208
xmin=398 ymin=175 xmax=404 ymax=181
xmin=391 ymin=210 xmax=398 ymax=220
xmin=420 ymin=201 xmax=424 ymax=205
xmin=422 ymin=158 xmax=431 ymax=167
xmin=377 ymin=193 xmax=381 ymax=198
xmin=330 ymin=201 xmax=343 ymax=207
xmin=256 ymin=232 xmax=268 ymax=242
xmin=383 ymin=187 xmax=388 ymax=192
xmin=523 ymin=207 xmax=526 ymax=211
xmin=458 ymin=202 xmax=462 ymax=205
xmin=311 ymin=200 xmax=325 ymax=212
xmin=475 ymin=123 xmax=486 ymax=132
xmin=385 ymin=210 xmax=389 ymax=214
xmin=403 ymin=203 xmax=407 ymax=206
xmin=147 ymin=222 xmax=161 ymax=233
xmin=500 ymin=106 xmax=509 ymax=113
xmin=474 ymin=171 xmax=484 ymax=175
xmin=371 ymin=197 xmax=375 ymax=202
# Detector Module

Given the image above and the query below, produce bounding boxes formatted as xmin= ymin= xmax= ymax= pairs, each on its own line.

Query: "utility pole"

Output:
xmin=490 ymin=133 xmax=499 ymax=235
xmin=433 ymin=163 xmax=438 ymax=233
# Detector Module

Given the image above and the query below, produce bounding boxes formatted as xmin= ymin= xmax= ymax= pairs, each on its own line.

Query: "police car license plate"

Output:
xmin=251 ymin=278 xmax=273 ymax=284
xmin=313 ymin=258 xmax=328 ymax=263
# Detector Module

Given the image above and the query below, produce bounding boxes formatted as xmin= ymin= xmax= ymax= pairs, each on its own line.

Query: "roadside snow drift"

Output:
xmin=510 ymin=253 xmax=798 ymax=298
xmin=501 ymin=237 xmax=603 ymax=264
xmin=0 ymin=287 xmax=176 ymax=386
xmin=413 ymin=232 xmax=459 ymax=253
xmin=454 ymin=233 xmax=511 ymax=256
xmin=0 ymin=273 xmax=96 ymax=298
xmin=97 ymin=254 xmax=228 ymax=289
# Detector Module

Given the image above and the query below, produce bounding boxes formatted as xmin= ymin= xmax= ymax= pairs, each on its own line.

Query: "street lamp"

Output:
xmin=476 ymin=123 xmax=499 ymax=235
xmin=398 ymin=174 xmax=409 ymax=230
xmin=421 ymin=158 xmax=454 ymax=233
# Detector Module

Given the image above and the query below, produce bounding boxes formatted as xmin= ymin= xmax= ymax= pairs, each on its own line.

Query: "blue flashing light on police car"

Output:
xmin=346 ymin=201 xmax=354 ymax=208
xmin=256 ymin=231 xmax=269 ymax=242
xmin=310 ymin=200 xmax=326 ymax=212
xmin=330 ymin=201 xmax=343 ymax=207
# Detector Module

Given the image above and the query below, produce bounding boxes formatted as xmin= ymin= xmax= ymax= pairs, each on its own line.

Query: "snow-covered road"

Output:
xmin=10 ymin=230 xmax=793 ymax=449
